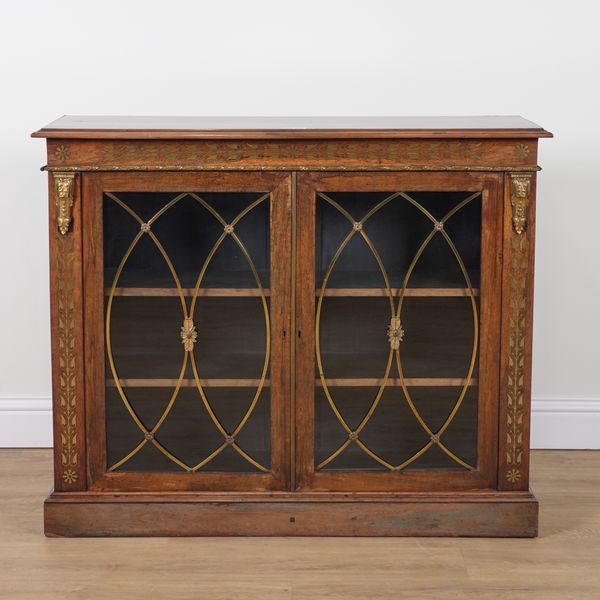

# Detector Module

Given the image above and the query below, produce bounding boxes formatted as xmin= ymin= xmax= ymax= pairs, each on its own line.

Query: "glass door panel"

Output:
xmin=297 ymin=173 xmax=501 ymax=491
xmin=85 ymin=172 xmax=290 ymax=491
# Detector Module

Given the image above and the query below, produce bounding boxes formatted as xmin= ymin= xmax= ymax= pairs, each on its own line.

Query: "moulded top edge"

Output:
xmin=31 ymin=115 xmax=553 ymax=139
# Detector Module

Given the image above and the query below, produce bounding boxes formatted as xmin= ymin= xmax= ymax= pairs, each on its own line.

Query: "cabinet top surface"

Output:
xmin=33 ymin=115 xmax=552 ymax=139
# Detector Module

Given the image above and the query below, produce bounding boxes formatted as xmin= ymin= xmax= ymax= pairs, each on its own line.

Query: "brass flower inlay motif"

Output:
xmin=62 ymin=469 xmax=78 ymax=484
xmin=387 ymin=316 xmax=404 ymax=350
xmin=506 ymin=468 xmax=521 ymax=483
xmin=515 ymin=144 xmax=530 ymax=159
xmin=55 ymin=145 xmax=70 ymax=161
xmin=180 ymin=317 xmax=197 ymax=352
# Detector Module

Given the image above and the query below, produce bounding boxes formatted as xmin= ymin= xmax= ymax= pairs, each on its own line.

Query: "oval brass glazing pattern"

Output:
xmin=105 ymin=192 xmax=270 ymax=472
xmin=315 ymin=191 xmax=481 ymax=472
xmin=316 ymin=192 xmax=399 ymax=470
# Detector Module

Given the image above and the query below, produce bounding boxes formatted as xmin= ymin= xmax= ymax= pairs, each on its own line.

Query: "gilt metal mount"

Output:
xmin=53 ymin=172 xmax=76 ymax=235
xmin=510 ymin=173 xmax=532 ymax=235
xmin=387 ymin=316 xmax=404 ymax=350
xmin=180 ymin=317 xmax=198 ymax=351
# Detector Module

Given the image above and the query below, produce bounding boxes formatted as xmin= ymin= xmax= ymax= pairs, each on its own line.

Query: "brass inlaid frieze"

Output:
xmin=88 ymin=140 xmax=486 ymax=164
xmin=53 ymin=172 xmax=76 ymax=235
xmin=510 ymin=173 xmax=532 ymax=235
xmin=45 ymin=139 xmax=522 ymax=172
xmin=56 ymin=235 xmax=79 ymax=485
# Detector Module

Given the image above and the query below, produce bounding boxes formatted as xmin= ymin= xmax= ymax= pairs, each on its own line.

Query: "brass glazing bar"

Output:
xmin=105 ymin=191 xmax=271 ymax=473
xmin=105 ymin=192 xmax=193 ymax=472
xmin=315 ymin=190 xmax=481 ymax=472
xmin=185 ymin=192 xmax=271 ymax=472
xmin=314 ymin=192 xmax=399 ymax=468
xmin=391 ymin=191 xmax=480 ymax=471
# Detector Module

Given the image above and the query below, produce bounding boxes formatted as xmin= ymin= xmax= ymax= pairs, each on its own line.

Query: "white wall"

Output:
xmin=0 ymin=0 xmax=599 ymax=447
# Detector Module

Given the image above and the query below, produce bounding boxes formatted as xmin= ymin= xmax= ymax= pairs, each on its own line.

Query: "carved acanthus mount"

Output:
xmin=510 ymin=173 xmax=532 ymax=235
xmin=53 ymin=172 xmax=76 ymax=235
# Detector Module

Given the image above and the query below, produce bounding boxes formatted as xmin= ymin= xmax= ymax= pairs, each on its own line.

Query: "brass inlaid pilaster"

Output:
xmin=52 ymin=171 xmax=82 ymax=488
xmin=502 ymin=172 xmax=534 ymax=488
xmin=56 ymin=234 xmax=78 ymax=485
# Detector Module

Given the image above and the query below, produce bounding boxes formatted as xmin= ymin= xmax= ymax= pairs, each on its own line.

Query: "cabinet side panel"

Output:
xmin=49 ymin=171 xmax=87 ymax=491
xmin=498 ymin=172 xmax=536 ymax=490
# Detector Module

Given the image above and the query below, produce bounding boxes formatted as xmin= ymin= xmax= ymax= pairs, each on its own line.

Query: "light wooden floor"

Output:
xmin=1 ymin=450 xmax=599 ymax=599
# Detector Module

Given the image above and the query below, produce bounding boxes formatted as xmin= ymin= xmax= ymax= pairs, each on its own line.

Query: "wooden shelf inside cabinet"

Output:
xmin=106 ymin=287 xmax=269 ymax=297
xmin=107 ymin=377 xmax=478 ymax=388
xmin=36 ymin=115 xmax=550 ymax=538
xmin=106 ymin=287 xmax=479 ymax=298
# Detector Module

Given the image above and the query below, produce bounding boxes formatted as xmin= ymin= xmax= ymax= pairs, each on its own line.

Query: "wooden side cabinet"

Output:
xmin=33 ymin=116 xmax=552 ymax=537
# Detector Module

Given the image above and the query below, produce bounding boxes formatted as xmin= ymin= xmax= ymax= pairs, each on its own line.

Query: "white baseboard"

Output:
xmin=529 ymin=396 xmax=600 ymax=449
xmin=0 ymin=397 xmax=53 ymax=447
xmin=0 ymin=396 xmax=599 ymax=449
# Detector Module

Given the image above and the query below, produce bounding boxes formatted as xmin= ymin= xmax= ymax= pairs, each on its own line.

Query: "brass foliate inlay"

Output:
xmin=510 ymin=173 xmax=532 ymax=235
xmin=505 ymin=235 xmax=528 ymax=484
xmin=180 ymin=317 xmax=198 ymax=352
xmin=387 ymin=316 xmax=404 ymax=350
xmin=54 ymin=172 xmax=76 ymax=235
xmin=56 ymin=234 xmax=79 ymax=485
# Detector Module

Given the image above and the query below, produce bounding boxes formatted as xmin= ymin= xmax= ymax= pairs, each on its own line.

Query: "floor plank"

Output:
xmin=0 ymin=450 xmax=599 ymax=599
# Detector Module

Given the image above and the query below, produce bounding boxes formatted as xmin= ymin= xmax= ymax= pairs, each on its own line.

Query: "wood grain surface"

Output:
xmin=32 ymin=114 xmax=553 ymax=139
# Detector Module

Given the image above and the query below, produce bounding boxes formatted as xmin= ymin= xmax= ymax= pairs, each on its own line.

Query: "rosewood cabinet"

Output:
xmin=33 ymin=116 xmax=551 ymax=537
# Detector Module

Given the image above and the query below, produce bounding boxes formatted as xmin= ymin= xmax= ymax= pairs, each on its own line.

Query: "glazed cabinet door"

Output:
xmin=84 ymin=172 xmax=291 ymax=491
xmin=295 ymin=172 xmax=503 ymax=491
